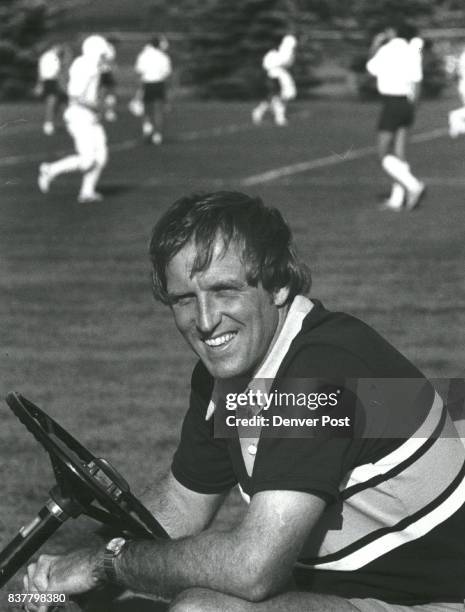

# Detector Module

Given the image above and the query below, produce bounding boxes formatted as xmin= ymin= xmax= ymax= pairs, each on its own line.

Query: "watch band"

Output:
xmin=103 ymin=537 xmax=127 ymax=583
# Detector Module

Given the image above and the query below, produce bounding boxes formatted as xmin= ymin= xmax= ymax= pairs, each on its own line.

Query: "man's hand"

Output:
xmin=23 ymin=545 xmax=104 ymax=612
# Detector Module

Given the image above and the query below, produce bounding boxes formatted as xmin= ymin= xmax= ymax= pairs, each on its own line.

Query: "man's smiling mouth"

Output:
xmin=203 ymin=332 xmax=237 ymax=348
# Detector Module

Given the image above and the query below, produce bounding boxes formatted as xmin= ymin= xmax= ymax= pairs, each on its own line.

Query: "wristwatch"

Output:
xmin=103 ymin=536 xmax=128 ymax=583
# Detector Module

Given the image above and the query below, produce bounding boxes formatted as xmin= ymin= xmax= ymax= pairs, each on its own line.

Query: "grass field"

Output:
xmin=1 ymin=93 xmax=464 ymax=608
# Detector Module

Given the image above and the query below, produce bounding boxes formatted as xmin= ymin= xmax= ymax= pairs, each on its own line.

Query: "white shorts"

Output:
xmin=64 ymin=105 xmax=107 ymax=165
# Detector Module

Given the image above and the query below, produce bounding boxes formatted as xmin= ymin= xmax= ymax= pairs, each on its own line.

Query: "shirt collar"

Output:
xmin=205 ymin=295 xmax=314 ymax=420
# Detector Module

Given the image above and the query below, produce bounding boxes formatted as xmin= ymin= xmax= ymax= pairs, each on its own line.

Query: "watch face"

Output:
xmin=107 ymin=537 xmax=126 ymax=555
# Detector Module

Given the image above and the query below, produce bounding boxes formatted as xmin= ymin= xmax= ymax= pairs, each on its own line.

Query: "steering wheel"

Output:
xmin=0 ymin=392 xmax=168 ymax=588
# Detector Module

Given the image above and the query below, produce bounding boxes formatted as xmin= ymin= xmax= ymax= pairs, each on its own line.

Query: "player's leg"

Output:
xmin=378 ymin=113 xmax=423 ymax=210
xmin=253 ymin=75 xmax=277 ymax=124
xmin=152 ymin=98 xmax=164 ymax=144
xmin=271 ymin=96 xmax=287 ymax=126
xmin=376 ymin=129 xmax=402 ymax=210
xmin=38 ymin=113 xmax=85 ymax=193
xmin=252 ymin=100 xmax=270 ymax=124
xmin=394 ymin=122 xmax=425 ymax=210
xmin=101 ymin=73 xmax=117 ymax=122
xmin=78 ymin=123 xmax=108 ymax=202
xmin=43 ymin=90 xmax=57 ymax=135
xmin=142 ymin=84 xmax=155 ymax=140
xmin=393 ymin=126 xmax=407 ymax=160
xmin=383 ymin=128 xmax=406 ymax=209
xmin=380 ymin=99 xmax=424 ymax=210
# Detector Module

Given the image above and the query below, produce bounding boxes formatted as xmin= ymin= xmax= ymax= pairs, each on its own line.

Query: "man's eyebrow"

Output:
xmin=209 ymin=278 xmax=247 ymax=290
xmin=167 ymin=279 xmax=247 ymax=300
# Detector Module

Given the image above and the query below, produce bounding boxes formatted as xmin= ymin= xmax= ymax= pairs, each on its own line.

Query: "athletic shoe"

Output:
xmin=38 ymin=163 xmax=52 ymax=193
xmin=43 ymin=122 xmax=55 ymax=136
xmin=77 ymin=192 xmax=103 ymax=204
xmin=378 ymin=200 xmax=403 ymax=212
xmin=252 ymin=108 xmax=263 ymax=125
xmin=152 ymin=132 xmax=162 ymax=145
xmin=406 ymin=183 xmax=426 ymax=211
xmin=104 ymin=110 xmax=117 ymax=122
xmin=275 ymin=117 xmax=288 ymax=127
xmin=142 ymin=122 xmax=154 ymax=137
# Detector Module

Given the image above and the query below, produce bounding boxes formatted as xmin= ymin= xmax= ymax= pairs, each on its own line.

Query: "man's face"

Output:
xmin=165 ymin=238 xmax=289 ymax=379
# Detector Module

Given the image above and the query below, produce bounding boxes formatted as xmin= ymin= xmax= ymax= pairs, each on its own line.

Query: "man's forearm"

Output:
xmin=114 ymin=528 xmax=280 ymax=602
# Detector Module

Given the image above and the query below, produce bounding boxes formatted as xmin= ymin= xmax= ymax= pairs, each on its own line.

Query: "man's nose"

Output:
xmin=196 ymin=296 xmax=221 ymax=334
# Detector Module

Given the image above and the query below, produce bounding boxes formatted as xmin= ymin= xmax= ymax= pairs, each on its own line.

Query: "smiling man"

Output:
xmin=23 ymin=192 xmax=465 ymax=611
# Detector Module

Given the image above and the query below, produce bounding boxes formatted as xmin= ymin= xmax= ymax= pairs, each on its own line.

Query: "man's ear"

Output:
xmin=273 ymin=286 xmax=290 ymax=307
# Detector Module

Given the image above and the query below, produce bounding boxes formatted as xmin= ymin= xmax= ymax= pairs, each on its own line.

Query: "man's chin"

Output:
xmin=202 ymin=359 xmax=246 ymax=380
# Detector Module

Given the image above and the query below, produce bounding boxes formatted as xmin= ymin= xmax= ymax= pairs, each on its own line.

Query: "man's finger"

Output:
xmin=23 ymin=571 xmax=30 ymax=593
xmin=26 ymin=562 xmax=37 ymax=588
xmin=31 ymin=558 xmax=50 ymax=593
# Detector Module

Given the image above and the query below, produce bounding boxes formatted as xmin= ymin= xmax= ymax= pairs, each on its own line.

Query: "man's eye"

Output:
xmin=216 ymin=288 xmax=239 ymax=297
xmin=172 ymin=296 xmax=194 ymax=307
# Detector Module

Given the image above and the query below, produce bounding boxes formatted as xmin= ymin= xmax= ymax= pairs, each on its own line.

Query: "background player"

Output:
xmin=366 ymin=23 xmax=425 ymax=211
xmin=99 ymin=36 xmax=118 ymax=122
xmin=134 ymin=35 xmax=172 ymax=145
xmin=38 ymin=35 xmax=112 ymax=203
xmin=35 ymin=43 xmax=70 ymax=136
xmin=252 ymin=34 xmax=298 ymax=127
xmin=448 ymin=45 xmax=465 ymax=138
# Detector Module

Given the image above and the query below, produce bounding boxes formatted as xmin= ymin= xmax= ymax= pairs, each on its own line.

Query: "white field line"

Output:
xmin=0 ymin=110 xmax=315 ymax=168
xmin=240 ymin=127 xmax=448 ymax=187
xmin=0 ymin=123 xmax=448 ymax=185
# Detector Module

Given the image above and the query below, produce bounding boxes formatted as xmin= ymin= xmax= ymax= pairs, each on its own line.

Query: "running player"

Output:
xmin=448 ymin=46 xmax=465 ymax=138
xmin=252 ymin=35 xmax=298 ymax=127
xmin=99 ymin=37 xmax=118 ymax=122
xmin=38 ymin=35 xmax=112 ymax=203
xmin=366 ymin=23 xmax=426 ymax=211
xmin=35 ymin=44 xmax=69 ymax=136
xmin=134 ymin=35 xmax=172 ymax=145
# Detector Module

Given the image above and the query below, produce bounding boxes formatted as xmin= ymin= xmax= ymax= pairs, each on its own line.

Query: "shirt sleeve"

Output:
xmin=251 ymin=344 xmax=373 ymax=502
xmin=135 ymin=52 xmax=144 ymax=75
xmin=67 ymin=60 xmax=85 ymax=98
xmin=366 ymin=46 xmax=386 ymax=76
xmin=410 ymin=48 xmax=423 ymax=83
xmin=164 ymin=56 xmax=172 ymax=78
xmin=171 ymin=362 xmax=238 ymax=494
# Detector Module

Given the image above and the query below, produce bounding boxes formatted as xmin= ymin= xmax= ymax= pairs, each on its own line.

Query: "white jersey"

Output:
xmin=263 ymin=47 xmax=295 ymax=77
xmin=262 ymin=45 xmax=297 ymax=101
xmin=38 ymin=49 xmax=61 ymax=80
xmin=135 ymin=46 xmax=172 ymax=83
xmin=456 ymin=49 xmax=465 ymax=103
xmin=366 ymin=38 xmax=423 ymax=97
xmin=67 ymin=55 xmax=101 ymax=113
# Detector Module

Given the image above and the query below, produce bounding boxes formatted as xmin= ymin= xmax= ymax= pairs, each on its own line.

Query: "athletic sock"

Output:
xmin=382 ymin=155 xmax=421 ymax=192
xmin=143 ymin=122 xmax=153 ymax=136
xmin=80 ymin=163 xmax=104 ymax=198
xmin=271 ymin=96 xmax=287 ymax=125
xmin=387 ymin=182 xmax=405 ymax=208
xmin=252 ymin=102 xmax=269 ymax=123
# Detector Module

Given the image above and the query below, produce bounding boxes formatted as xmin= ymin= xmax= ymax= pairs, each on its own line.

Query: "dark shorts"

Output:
xmin=266 ymin=76 xmax=281 ymax=98
xmin=99 ymin=71 xmax=116 ymax=89
xmin=143 ymin=82 xmax=166 ymax=103
xmin=42 ymin=79 xmax=67 ymax=102
xmin=378 ymin=95 xmax=415 ymax=132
